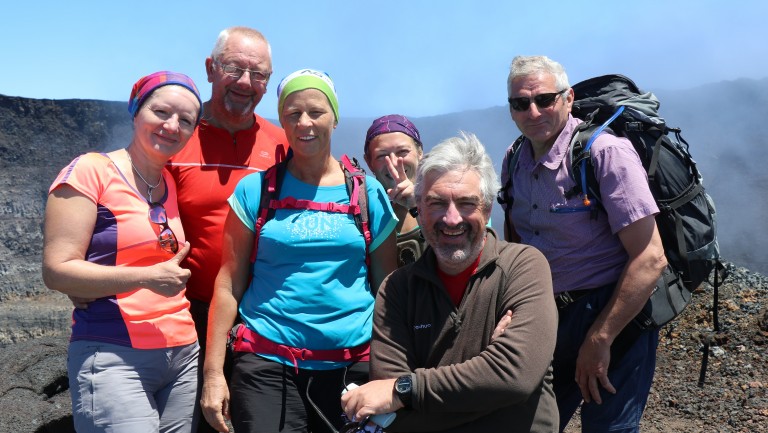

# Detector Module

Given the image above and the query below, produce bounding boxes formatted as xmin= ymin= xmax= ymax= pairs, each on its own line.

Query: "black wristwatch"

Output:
xmin=408 ymin=207 xmax=419 ymax=217
xmin=394 ymin=374 xmax=413 ymax=408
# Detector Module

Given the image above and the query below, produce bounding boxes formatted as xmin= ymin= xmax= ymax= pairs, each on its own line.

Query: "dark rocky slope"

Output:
xmin=0 ymin=95 xmax=130 ymax=304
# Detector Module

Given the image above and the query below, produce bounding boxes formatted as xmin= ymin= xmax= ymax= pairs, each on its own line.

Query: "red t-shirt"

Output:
xmin=167 ymin=115 xmax=287 ymax=302
xmin=437 ymin=252 xmax=483 ymax=307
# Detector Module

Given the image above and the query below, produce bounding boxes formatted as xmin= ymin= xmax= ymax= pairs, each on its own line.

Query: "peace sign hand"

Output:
xmin=385 ymin=153 xmax=416 ymax=209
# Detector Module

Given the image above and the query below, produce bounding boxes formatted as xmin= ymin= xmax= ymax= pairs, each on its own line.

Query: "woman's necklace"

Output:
xmin=127 ymin=152 xmax=161 ymax=202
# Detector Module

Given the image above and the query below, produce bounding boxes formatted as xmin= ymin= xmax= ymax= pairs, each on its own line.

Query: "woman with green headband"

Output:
xmin=202 ymin=69 xmax=398 ymax=432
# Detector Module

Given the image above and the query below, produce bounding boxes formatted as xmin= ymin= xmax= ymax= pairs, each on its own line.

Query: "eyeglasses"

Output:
xmin=214 ymin=60 xmax=270 ymax=84
xmin=148 ymin=202 xmax=179 ymax=254
xmin=508 ymin=89 xmax=567 ymax=112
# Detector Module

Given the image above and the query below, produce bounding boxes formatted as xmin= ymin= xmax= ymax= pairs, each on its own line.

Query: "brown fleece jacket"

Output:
xmin=371 ymin=228 xmax=559 ymax=432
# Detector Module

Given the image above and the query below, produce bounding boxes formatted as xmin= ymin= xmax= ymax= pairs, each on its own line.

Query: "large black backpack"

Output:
xmin=571 ymin=74 xmax=720 ymax=289
xmin=499 ymin=74 xmax=724 ymax=384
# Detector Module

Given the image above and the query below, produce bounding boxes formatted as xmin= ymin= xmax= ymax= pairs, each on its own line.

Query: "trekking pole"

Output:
xmin=712 ymin=260 xmax=722 ymax=333
xmin=698 ymin=260 xmax=724 ymax=387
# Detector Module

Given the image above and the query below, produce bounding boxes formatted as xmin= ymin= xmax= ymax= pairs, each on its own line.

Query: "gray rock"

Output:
xmin=0 ymin=336 xmax=73 ymax=433
xmin=0 ymin=294 xmax=72 ymax=346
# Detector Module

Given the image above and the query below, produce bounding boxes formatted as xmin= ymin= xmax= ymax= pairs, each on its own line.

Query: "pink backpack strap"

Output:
xmin=340 ymin=155 xmax=372 ymax=267
xmin=270 ymin=197 xmax=355 ymax=214
xmin=250 ymin=145 xmax=287 ymax=264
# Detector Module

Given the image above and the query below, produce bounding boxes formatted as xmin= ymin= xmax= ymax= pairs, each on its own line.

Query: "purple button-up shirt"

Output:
xmin=501 ymin=115 xmax=658 ymax=294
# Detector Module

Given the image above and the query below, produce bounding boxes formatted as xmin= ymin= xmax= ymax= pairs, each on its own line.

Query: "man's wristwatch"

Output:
xmin=394 ymin=374 xmax=413 ymax=408
xmin=408 ymin=207 xmax=419 ymax=217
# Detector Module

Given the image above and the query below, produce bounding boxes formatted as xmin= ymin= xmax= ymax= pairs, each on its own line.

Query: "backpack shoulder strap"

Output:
xmin=568 ymin=121 xmax=601 ymax=206
xmin=340 ymin=154 xmax=372 ymax=267
xmin=498 ymin=135 xmax=526 ymax=205
xmin=249 ymin=150 xmax=372 ymax=267
xmin=568 ymin=106 xmax=627 ymax=218
xmin=498 ymin=135 xmax=525 ymax=240
xmin=250 ymin=144 xmax=288 ymax=263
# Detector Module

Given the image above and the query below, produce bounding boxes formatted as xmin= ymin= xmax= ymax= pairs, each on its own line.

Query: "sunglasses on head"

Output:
xmin=148 ymin=202 xmax=179 ymax=254
xmin=508 ymin=89 xmax=567 ymax=112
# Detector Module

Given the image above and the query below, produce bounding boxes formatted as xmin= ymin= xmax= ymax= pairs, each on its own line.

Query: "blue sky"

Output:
xmin=2 ymin=1 xmax=766 ymax=118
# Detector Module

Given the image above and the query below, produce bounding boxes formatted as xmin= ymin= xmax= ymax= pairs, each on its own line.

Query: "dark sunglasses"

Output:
xmin=508 ymin=89 xmax=567 ymax=112
xmin=148 ymin=202 xmax=179 ymax=254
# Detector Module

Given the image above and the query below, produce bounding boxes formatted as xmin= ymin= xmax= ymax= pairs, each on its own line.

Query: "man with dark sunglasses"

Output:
xmin=499 ymin=55 xmax=667 ymax=432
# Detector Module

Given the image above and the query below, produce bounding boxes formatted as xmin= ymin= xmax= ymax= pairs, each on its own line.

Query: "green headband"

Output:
xmin=277 ymin=69 xmax=339 ymax=122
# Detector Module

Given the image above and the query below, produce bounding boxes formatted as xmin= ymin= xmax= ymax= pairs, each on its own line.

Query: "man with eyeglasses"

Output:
xmin=498 ymin=55 xmax=667 ymax=432
xmin=166 ymin=26 xmax=287 ymax=433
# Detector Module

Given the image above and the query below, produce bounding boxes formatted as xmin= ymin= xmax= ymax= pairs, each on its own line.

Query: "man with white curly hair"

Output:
xmin=342 ymin=132 xmax=559 ymax=432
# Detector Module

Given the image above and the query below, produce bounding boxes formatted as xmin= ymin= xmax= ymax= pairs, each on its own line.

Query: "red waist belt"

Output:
xmin=231 ymin=324 xmax=370 ymax=373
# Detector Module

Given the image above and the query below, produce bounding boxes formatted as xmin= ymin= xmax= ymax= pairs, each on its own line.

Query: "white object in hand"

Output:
xmin=342 ymin=383 xmax=397 ymax=428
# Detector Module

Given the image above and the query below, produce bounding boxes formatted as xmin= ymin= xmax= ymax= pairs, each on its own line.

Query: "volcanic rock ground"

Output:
xmin=0 ymin=262 xmax=765 ymax=432
xmin=566 ymin=263 xmax=767 ymax=432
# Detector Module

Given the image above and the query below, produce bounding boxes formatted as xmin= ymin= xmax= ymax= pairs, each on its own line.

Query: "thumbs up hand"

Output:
xmin=146 ymin=241 xmax=192 ymax=297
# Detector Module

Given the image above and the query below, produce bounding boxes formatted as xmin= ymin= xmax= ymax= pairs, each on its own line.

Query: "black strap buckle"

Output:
xmin=555 ymin=291 xmax=575 ymax=309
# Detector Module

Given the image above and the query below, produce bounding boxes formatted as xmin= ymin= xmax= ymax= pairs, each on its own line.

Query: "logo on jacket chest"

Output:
xmin=413 ymin=323 xmax=432 ymax=331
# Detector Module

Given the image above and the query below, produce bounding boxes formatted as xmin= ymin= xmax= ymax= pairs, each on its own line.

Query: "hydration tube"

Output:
xmin=580 ymin=105 xmax=626 ymax=206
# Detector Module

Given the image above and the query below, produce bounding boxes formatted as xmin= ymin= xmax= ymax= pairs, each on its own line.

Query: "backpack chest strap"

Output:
xmin=268 ymin=196 xmax=361 ymax=216
xmin=251 ymin=154 xmax=372 ymax=266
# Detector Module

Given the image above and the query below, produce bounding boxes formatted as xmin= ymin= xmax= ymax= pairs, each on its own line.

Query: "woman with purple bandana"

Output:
xmin=363 ymin=114 xmax=426 ymax=267
xmin=43 ymin=71 xmax=203 ymax=433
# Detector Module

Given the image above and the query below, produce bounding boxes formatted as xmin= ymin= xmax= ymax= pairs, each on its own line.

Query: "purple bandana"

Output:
xmin=364 ymin=114 xmax=422 ymax=154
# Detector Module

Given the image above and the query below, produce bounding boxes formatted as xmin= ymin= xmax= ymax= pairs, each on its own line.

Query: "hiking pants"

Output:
xmin=553 ymin=283 xmax=659 ymax=433
xmin=67 ymin=340 xmax=199 ymax=433
xmin=230 ymin=352 xmax=369 ymax=433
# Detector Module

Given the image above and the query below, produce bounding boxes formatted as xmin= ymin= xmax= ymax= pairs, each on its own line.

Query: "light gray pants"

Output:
xmin=68 ymin=340 xmax=199 ymax=433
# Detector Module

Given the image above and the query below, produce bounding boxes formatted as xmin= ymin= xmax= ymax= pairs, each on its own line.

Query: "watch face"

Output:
xmin=395 ymin=374 xmax=413 ymax=408
xmin=396 ymin=375 xmax=412 ymax=392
